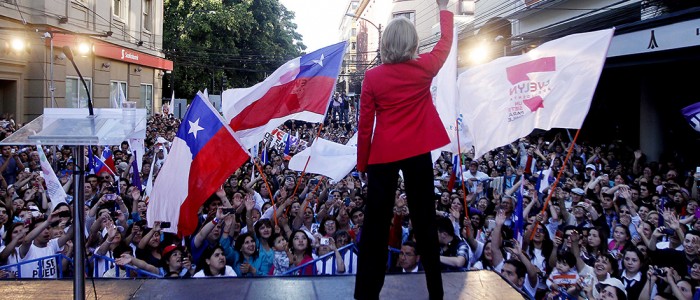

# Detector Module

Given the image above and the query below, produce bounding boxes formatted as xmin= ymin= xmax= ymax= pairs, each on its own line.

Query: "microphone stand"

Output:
xmin=63 ymin=46 xmax=94 ymax=116
xmin=62 ymin=45 xmax=90 ymax=300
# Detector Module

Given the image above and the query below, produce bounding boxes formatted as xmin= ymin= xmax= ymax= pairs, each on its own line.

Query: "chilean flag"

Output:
xmin=147 ymin=91 xmax=249 ymax=236
xmin=447 ymin=154 xmax=461 ymax=192
xmin=222 ymin=41 xmax=347 ymax=149
xmin=95 ymin=148 xmax=116 ymax=176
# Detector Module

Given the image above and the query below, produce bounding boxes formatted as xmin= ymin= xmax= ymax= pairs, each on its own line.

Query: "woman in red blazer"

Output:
xmin=354 ymin=0 xmax=452 ymax=299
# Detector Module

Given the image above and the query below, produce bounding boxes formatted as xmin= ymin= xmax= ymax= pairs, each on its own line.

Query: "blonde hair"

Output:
xmin=380 ymin=16 xmax=418 ymax=64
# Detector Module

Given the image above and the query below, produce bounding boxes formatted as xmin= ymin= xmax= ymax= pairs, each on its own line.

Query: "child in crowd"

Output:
xmin=269 ymin=232 xmax=292 ymax=275
xmin=546 ymin=251 xmax=579 ymax=299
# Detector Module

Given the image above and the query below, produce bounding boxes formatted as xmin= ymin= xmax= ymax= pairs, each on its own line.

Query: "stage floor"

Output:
xmin=0 ymin=270 xmax=526 ymax=299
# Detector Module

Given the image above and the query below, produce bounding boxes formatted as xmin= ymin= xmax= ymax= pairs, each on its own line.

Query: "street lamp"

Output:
xmin=345 ymin=13 xmax=382 ymax=64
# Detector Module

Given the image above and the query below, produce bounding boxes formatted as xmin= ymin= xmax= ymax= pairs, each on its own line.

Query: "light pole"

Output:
xmin=345 ymin=13 xmax=382 ymax=64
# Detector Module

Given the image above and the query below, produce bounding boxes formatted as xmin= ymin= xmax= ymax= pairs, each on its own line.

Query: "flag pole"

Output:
xmin=455 ymin=120 xmax=470 ymax=236
xmin=291 ymin=123 xmax=324 ymax=199
xmin=254 ymin=160 xmax=277 ymax=226
xmin=529 ymin=129 xmax=581 ymax=240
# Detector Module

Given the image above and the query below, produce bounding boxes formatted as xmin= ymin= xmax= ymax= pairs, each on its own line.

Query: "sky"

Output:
xmin=279 ymin=0 xmax=348 ymax=52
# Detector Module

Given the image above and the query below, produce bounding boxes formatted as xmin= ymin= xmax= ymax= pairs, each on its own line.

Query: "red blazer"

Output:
xmin=357 ymin=11 xmax=454 ymax=172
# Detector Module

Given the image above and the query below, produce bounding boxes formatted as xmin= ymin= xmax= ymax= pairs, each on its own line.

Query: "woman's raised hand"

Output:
xmin=436 ymin=0 xmax=448 ymax=10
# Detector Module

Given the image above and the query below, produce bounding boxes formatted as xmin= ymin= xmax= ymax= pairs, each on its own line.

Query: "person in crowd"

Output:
xmin=0 ymin=222 xmax=27 ymax=277
xmin=288 ymin=229 xmax=314 ymax=275
xmin=617 ymin=247 xmax=648 ymax=300
xmin=314 ymin=236 xmax=346 ymax=275
xmin=159 ymin=244 xmax=192 ymax=278
xmin=269 ymin=232 xmax=292 ymax=275
xmin=18 ymin=211 xmax=73 ymax=278
xmin=136 ymin=221 xmax=164 ymax=269
xmin=0 ymin=146 xmax=25 ymax=185
xmin=500 ymin=259 xmax=537 ymax=300
xmin=436 ymin=216 xmax=470 ymax=270
xmin=354 ymin=0 xmax=452 ymax=298
xmin=232 ymin=232 xmax=267 ymax=277
xmin=193 ymin=245 xmax=236 ymax=277
xmin=582 ymin=277 xmax=628 ymax=300
xmin=391 ymin=240 xmax=422 ymax=273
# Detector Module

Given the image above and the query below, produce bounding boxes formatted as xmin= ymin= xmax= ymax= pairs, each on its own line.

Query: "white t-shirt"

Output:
xmin=0 ymin=245 xmax=20 ymax=277
xmin=92 ymin=248 xmax=115 ymax=277
xmin=193 ymin=265 xmax=237 ymax=278
xmin=20 ymin=238 xmax=63 ymax=278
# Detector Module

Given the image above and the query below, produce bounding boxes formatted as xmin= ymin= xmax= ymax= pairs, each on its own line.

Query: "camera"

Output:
xmin=160 ymin=222 xmax=171 ymax=229
xmin=222 ymin=208 xmax=236 ymax=214
xmin=104 ymin=194 xmax=117 ymax=201
xmin=320 ymin=237 xmax=330 ymax=246
xmin=503 ymin=240 xmax=516 ymax=248
xmin=654 ymin=267 xmax=667 ymax=277
xmin=662 ymin=227 xmax=676 ymax=236
xmin=57 ymin=211 xmax=72 ymax=218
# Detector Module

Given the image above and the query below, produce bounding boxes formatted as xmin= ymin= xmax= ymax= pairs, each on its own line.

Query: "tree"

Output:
xmin=163 ymin=0 xmax=305 ymax=99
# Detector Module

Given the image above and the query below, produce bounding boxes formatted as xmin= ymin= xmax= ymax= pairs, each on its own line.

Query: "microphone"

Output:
xmin=63 ymin=46 xmax=94 ymax=116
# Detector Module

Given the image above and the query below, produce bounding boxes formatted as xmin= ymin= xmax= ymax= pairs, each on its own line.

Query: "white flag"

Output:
xmin=288 ymin=138 xmax=357 ymax=181
xmin=458 ymin=28 xmax=614 ymax=158
xmin=432 ymin=26 xmax=471 ymax=158
xmin=37 ymin=145 xmax=67 ymax=211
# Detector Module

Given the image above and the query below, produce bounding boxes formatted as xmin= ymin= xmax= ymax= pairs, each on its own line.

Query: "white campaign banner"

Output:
xmin=458 ymin=28 xmax=614 ymax=158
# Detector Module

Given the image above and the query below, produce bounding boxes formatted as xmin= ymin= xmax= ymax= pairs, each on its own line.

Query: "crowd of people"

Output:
xmin=0 ymin=106 xmax=698 ymax=300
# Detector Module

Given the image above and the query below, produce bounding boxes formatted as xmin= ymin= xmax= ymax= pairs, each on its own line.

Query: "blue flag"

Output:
xmin=87 ymin=146 xmax=97 ymax=174
xmin=261 ymin=145 xmax=269 ymax=164
xmin=283 ymin=133 xmax=291 ymax=159
xmin=131 ymin=150 xmax=142 ymax=192
xmin=514 ymin=174 xmax=525 ymax=240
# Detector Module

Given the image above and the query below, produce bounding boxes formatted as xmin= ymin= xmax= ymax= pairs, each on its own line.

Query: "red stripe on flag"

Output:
xmin=229 ymin=76 xmax=335 ymax=131
xmin=177 ymin=129 xmax=249 ymax=236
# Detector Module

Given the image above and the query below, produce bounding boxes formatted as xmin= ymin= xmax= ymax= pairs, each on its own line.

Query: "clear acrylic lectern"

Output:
xmin=0 ymin=108 xmax=146 ymax=299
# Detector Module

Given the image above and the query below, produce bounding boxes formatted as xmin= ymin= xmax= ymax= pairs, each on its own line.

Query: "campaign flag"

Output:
xmin=458 ymin=28 xmax=614 ymax=158
xmin=288 ymin=138 xmax=357 ymax=181
xmin=37 ymin=144 xmax=67 ymax=211
xmin=515 ymin=174 xmax=525 ymax=240
xmin=87 ymin=146 xmax=97 ymax=174
xmin=432 ymin=26 xmax=472 ymax=156
xmin=283 ymin=133 xmax=291 ymax=160
xmin=147 ymin=92 xmax=249 ymax=236
xmin=681 ymin=102 xmax=700 ymax=133
xmin=131 ymin=150 xmax=142 ymax=192
xmin=222 ymin=41 xmax=347 ymax=149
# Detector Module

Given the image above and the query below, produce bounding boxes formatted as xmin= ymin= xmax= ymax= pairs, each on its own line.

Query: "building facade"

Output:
xmin=0 ymin=0 xmax=171 ymax=124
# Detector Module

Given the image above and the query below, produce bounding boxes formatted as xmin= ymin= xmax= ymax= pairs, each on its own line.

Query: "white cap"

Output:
xmin=599 ymin=278 xmax=627 ymax=297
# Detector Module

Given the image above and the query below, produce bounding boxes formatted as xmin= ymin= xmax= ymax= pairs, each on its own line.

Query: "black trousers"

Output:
xmin=354 ymin=153 xmax=443 ymax=300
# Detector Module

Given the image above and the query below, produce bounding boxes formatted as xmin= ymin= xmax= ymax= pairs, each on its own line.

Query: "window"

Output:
xmin=351 ymin=28 xmax=356 ymax=36
xmin=113 ymin=0 xmax=124 ymax=19
xmin=393 ymin=11 xmax=416 ymax=24
xmin=66 ymin=77 xmax=92 ymax=108
xmin=140 ymin=84 xmax=153 ymax=114
xmin=143 ymin=0 xmax=152 ymax=31
xmin=352 ymin=42 xmax=356 ymax=50
xmin=110 ymin=81 xmax=127 ymax=107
